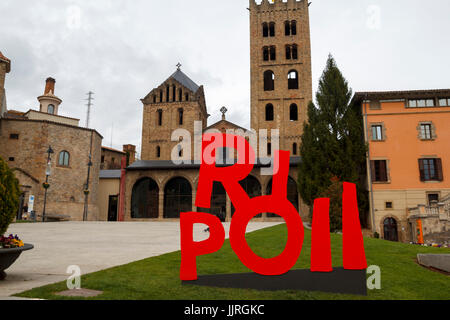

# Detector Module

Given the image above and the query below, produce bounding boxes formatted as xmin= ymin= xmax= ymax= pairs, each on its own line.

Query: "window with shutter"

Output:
xmin=436 ymin=158 xmax=444 ymax=181
xmin=371 ymin=160 xmax=388 ymax=182
xmin=419 ymin=159 xmax=425 ymax=181
xmin=419 ymin=158 xmax=442 ymax=181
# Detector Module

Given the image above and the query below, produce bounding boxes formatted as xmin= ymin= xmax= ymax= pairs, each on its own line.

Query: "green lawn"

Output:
xmin=16 ymin=224 xmax=450 ymax=300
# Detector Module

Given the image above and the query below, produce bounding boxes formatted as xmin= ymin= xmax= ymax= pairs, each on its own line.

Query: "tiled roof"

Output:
xmin=0 ymin=51 xmax=11 ymax=72
xmin=3 ymin=110 xmax=26 ymax=119
xmin=127 ymin=157 xmax=301 ymax=171
xmin=169 ymin=69 xmax=200 ymax=93
xmin=353 ymin=89 xmax=450 ymax=102
xmin=102 ymin=146 xmax=126 ymax=154
xmin=204 ymin=119 xmax=249 ymax=132
xmin=100 ymin=170 xmax=122 ymax=179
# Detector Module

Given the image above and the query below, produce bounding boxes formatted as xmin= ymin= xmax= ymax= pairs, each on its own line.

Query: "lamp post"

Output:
xmin=42 ymin=146 xmax=54 ymax=222
xmin=82 ymin=154 xmax=93 ymax=221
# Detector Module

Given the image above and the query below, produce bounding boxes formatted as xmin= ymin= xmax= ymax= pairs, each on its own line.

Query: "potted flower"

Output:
xmin=0 ymin=156 xmax=34 ymax=280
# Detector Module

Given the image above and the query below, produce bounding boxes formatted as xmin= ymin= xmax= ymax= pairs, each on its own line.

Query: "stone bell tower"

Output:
xmin=140 ymin=65 xmax=208 ymax=161
xmin=249 ymin=0 xmax=312 ymax=156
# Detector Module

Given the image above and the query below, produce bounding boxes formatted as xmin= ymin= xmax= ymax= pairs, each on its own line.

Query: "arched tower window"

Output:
xmin=286 ymin=45 xmax=291 ymax=60
xmin=58 ymin=151 xmax=70 ymax=167
xmin=293 ymin=143 xmax=298 ymax=155
xmin=292 ymin=44 xmax=298 ymax=60
xmin=178 ymin=108 xmax=184 ymax=125
xmin=185 ymin=93 xmax=189 ymax=101
xmin=166 ymin=85 xmax=170 ymax=102
xmin=269 ymin=22 xmax=275 ymax=37
xmin=153 ymin=95 xmax=157 ymax=103
xmin=160 ymin=90 xmax=163 ymax=103
xmin=291 ymin=20 xmax=297 ymax=35
xmin=290 ymin=104 xmax=298 ymax=121
xmin=285 ymin=21 xmax=291 ymax=36
xmin=288 ymin=70 xmax=299 ymax=90
xmin=157 ymin=109 xmax=163 ymax=126
xmin=172 ymin=84 xmax=176 ymax=102
xmin=156 ymin=146 xmax=161 ymax=158
xmin=264 ymin=70 xmax=275 ymax=91
xmin=48 ymin=104 xmax=55 ymax=114
xmin=262 ymin=22 xmax=269 ymax=37
xmin=265 ymin=104 xmax=274 ymax=121
xmin=269 ymin=46 xmax=276 ymax=61
xmin=263 ymin=46 xmax=269 ymax=61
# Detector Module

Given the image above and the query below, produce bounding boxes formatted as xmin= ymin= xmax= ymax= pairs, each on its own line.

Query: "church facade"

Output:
xmin=122 ymin=0 xmax=312 ymax=222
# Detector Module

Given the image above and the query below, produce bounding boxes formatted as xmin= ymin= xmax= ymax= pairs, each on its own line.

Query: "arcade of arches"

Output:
xmin=125 ymin=167 xmax=308 ymax=222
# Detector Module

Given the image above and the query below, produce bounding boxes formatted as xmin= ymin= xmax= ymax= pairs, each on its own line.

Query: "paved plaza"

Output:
xmin=0 ymin=221 xmax=281 ymax=298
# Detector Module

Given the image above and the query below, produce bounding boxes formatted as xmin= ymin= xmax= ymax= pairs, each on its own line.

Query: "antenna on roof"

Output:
xmin=85 ymin=91 xmax=94 ymax=128
xmin=110 ymin=122 xmax=114 ymax=148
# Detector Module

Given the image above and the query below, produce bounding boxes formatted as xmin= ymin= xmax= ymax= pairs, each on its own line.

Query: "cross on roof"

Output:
xmin=220 ymin=106 xmax=228 ymax=115
xmin=176 ymin=62 xmax=182 ymax=70
xmin=220 ymin=106 xmax=228 ymax=120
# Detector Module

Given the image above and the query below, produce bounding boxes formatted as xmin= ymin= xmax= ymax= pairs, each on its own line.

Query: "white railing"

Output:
xmin=408 ymin=203 xmax=448 ymax=219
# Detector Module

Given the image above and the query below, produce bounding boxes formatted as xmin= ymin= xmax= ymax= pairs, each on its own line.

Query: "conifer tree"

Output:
xmin=298 ymin=55 xmax=368 ymax=229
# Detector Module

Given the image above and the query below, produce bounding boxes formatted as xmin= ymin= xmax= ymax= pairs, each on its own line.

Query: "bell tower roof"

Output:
xmin=168 ymin=67 xmax=200 ymax=93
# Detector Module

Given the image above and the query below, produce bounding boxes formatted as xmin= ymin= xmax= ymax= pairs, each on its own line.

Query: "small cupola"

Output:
xmin=37 ymin=77 xmax=62 ymax=115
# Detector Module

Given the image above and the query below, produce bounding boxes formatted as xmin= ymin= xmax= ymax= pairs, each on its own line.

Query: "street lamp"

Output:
xmin=82 ymin=154 xmax=93 ymax=221
xmin=42 ymin=145 xmax=54 ymax=222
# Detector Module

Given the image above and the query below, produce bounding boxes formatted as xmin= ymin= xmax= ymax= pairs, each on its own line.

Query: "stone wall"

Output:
xmin=0 ymin=118 xmax=102 ymax=221
xmin=373 ymin=189 xmax=450 ymax=242
xmin=101 ymin=148 xmax=125 ymax=170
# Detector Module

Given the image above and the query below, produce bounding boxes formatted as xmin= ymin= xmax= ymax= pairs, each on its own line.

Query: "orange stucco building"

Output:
xmin=354 ymin=90 xmax=450 ymax=243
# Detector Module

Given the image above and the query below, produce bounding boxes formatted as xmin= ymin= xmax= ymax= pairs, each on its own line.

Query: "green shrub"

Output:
xmin=0 ymin=156 xmax=20 ymax=236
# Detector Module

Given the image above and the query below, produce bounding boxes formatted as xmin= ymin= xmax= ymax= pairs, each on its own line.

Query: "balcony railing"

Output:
xmin=408 ymin=201 xmax=449 ymax=220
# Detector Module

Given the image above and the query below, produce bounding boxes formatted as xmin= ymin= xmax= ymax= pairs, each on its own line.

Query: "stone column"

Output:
xmin=226 ymin=194 xmax=232 ymax=222
xmin=192 ymin=190 xmax=197 ymax=212
xmin=158 ymin=191 xmax=164 ymax=220
xmin=261 ymin=187 xmax=267 ymax=221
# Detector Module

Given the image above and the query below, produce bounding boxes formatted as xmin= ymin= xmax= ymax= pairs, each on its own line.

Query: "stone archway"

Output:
xmin=164 ymin=177 xmax=192 ymax=219
xmin=131 ymin=177 xmax=159 ymax=219
xmin=266 ymin=176 xmax=299 ymax=217
xmin=231 ymin=175 xmax=262 ymax=217
xmin=197 ymin=182 xmax=227 ymax=222
xmin=383 ymin=217 xmax=399 ymax=242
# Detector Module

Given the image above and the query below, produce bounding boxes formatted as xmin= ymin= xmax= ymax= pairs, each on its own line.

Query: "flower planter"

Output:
xmin=0 ymin=244 xmax=34 ymax=280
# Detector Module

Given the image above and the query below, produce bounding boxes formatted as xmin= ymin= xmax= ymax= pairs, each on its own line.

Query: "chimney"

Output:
xmin=44 ymin=77 xmax=56 ymax=95
xmin=123 ymin=144 xmax=136 ymax=165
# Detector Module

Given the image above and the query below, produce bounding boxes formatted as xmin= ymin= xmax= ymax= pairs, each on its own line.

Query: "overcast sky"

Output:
xmin=1 ymin=0 xmax=449 ymax=157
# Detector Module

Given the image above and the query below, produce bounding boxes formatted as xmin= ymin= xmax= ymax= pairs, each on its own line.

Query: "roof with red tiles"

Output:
xmin=0 ymin=51 xmax=11 ymax=72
